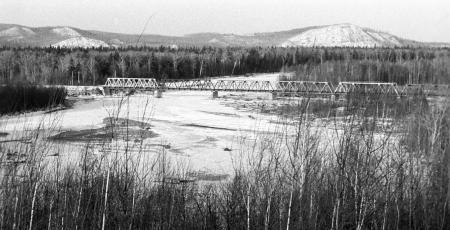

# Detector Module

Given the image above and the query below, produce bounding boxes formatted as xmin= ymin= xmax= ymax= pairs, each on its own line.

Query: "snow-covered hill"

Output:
xmin=0 ymin=26 xmax=35 ymax=40
xmin=0 ymin=23 xmax=446 ymax=48
xmin=52 ymin=27 xmax=81 ymax=37
xmin=281 ymin=24 xmax=404 ymax=47
xmin=52 ymin=37 xmax=109 ymax=48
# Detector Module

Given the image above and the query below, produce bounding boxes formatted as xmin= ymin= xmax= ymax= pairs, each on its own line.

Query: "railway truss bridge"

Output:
xmin=103 ymin=78 xmax=449 ymax=99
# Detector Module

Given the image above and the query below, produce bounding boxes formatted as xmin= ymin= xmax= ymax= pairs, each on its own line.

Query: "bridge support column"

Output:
xmin=104 ymin=87 xmax=111 ymax=96
xmin=154 ymin=89 xmax=163 ymax=98
xmin=271 ymin=92 xmax=278 ymax=100
xmin=330 ymin=94 xmax=336 ymax=101
xmin=212 ymin=91 xmax=219 ymax=99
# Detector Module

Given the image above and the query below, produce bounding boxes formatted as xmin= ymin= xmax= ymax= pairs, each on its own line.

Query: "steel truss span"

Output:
xmin=104 ymin=78 xmax=335 ymax=94
xmin=334 ymin=82 xmax=400 ymax=96
xmin=103 ymin=77 xmax=449 ymax=97
xmin=158 ymin=79 xmax=335 ymax=94
xmin=104 ymin=78 xmax=159 ymax=89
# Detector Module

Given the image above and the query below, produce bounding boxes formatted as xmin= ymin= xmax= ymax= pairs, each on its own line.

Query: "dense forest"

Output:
xmin=0 ymin=85 xmax=66 ymax=115
xmin=0 ymin=46 xmax=449 ymax=85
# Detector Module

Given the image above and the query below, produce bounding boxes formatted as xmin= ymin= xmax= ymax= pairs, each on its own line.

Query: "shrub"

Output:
xmin=0 ymin=84 xmax=67 ymax=115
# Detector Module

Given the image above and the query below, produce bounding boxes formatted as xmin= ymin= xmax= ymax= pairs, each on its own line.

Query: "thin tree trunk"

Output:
xmin=247 ymin=191 xmax=250 ymax=230
xmin=286 ymin=189 xmax=293 ymax=230
xmin=101 ymin=167 xmax=111 ymax=230
xmin=12 ymin=191 xmax=19 ymax=230
xmin=47 ymin=200 xmax=53 ymax=230
xmin=168 ymin=189 xmax=175 ymax=229
xmin=279 ymin=198 xmax=283 ymax=230
xmin=28 ymin=182 xmax=38 ymax=230
xmin=75 ymin=180 xmax=83 ymax=230
xmin=331 ymin=202 xmax=336 ymax=230
xmin=336 ymin=198 xmax=341 ymax=230
xmin=264 ymin=194 xmax=272 ymax=230
xmin=396 ymin=197 xmax=400 ymax=230
xmin=62 ymin=183 xmax=68 ymax=229
xmin=128 ymin=185 xmax=136 ymax=230
xmin=441 ymin=196 xmax=448 ymax=230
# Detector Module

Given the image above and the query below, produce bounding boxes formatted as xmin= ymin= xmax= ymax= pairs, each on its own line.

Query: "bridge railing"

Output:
xmin=103 ymin=77 xmax=448 ymax=97
xmin=104 ymin=78 xmax=158 ymax=89
xmin=213 ymin=80 xmax=275 ymax=91
xmin=277 ymin=81 xmax=334 ymax=94
xmin=334 ymin=82 xmax=400 ymax=96
xmin=160 ymin=79 xmax=215 ymax=90
xmin=159 ymin=79 xmax=276 ymax=91
xmin=158 ymin=79 xmax=335 ymax=93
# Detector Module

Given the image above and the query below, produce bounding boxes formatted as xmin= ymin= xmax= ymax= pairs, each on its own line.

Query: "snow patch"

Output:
xmin=208 ymin=38 xmax=221 ymax=43
xmin=52 ymin=27 xmax=81 ymax=37
xmin=224 ymin=35 xmax=236 ymax=39
xmin=109 ymin=38 xmax=124 ymax=45
xmin=368 ymin=31 xmax=402 ymax=47
xmin=21 ymin=27 xmax=35 ymax=35
xmin=208 ymin=38 xmax=228 ymax=46
xmin=281 ymin=24 xmax=402 ymax=48
xmin=0 ymin=27 xmax=22 ymax=37
xmin=52 ymin=37 xmax=109 ymax=48
xmin=0 ymin=26 xmax=35 ymax=37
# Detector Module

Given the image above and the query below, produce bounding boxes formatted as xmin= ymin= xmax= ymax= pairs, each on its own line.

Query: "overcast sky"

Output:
xmin=0 ymin=0 xmax=449 ymax=42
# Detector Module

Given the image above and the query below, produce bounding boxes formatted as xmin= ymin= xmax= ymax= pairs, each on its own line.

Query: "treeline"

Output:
xmin=0 ymin=46 xmax=285 ymax=85
xmin=0 ymin=85 xmax=67 ymax=115
xmin=282 ymin=48 xmax=450 ymax=85
xmin=0 ymin=46 xmax=449 ymax=85
xmin=1 ymin=95 xmax=449 ymax=229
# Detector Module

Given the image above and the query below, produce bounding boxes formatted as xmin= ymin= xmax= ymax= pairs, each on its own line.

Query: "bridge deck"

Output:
xmin=103 ymin=78 xmax=449 ymax=97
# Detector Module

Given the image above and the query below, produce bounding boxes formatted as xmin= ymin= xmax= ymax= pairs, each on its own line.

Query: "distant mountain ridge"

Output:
xmin=0 ymin=23 xmax=448 ymax=48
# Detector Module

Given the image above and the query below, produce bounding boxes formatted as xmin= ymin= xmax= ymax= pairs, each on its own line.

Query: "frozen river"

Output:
xmin=0 ymin=73 xmax=416 ymax=179
xmin=1 ymin=73 xmax=310 ymax=176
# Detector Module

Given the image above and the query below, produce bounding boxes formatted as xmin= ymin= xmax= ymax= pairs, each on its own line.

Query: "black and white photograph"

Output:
xmin=0 ymin=0 xmax=449 ymax=229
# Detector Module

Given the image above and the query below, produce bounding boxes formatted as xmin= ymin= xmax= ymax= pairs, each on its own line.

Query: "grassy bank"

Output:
xmin=0 ymin=84 xmax=67 ymax=115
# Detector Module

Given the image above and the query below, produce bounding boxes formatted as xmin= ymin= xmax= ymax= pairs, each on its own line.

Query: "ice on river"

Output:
xmin=1 ymin=73 xmax=310 ymax=174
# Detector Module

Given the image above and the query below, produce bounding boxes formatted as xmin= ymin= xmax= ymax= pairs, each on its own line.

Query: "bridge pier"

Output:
xmin=212 ymin=91 xmax=219 ymax=99
xmin=271 ymin=92 xmax=278 ymax=100
xmin=104 ymin=87 xmax=111 ymax=96
xmin=330 ymin=94 xmax=336 ymax=101
xmin=154 ymin=89 xmax=163 ymax=98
